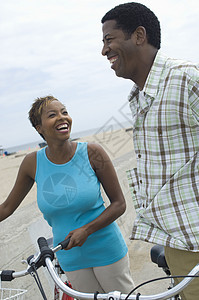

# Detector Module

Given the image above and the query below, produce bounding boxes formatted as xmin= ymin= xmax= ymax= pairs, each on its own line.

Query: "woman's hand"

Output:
xmin=64 ymin=227 xmax=89 ymax=250
xmin=63 ymin=143 xmax=126 ymax=251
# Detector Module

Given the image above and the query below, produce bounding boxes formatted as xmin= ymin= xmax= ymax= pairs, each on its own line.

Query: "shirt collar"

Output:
xmin=128 ymin=51 xmax=167 ymax=102
xmin=143 ymin=51 xmax=167 ymax=98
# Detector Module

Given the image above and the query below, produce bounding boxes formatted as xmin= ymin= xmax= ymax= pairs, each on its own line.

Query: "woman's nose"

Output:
xmin=58 ymin=112 xmax=65 ymax=119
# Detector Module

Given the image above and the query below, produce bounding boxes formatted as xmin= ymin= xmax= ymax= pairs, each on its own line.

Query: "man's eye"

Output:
xmin=106 ymin=38 xmax=112 ymax=42
xmin=63 ymin=111 xmax=68 ymax=115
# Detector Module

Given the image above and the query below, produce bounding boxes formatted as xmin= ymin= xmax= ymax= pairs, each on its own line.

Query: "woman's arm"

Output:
xmin=0 ymin=152 xmax=36 ymax=222
xmin=65 ymin=143 xmax=126 ymax=249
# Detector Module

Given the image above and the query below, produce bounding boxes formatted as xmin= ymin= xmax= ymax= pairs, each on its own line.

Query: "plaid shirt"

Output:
xmin=127 ymin=51 xmax=199 ymax=251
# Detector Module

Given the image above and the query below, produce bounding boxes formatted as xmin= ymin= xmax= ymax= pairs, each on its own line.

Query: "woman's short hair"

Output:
xmin=29 ymin=95 xmax=59 ymax=139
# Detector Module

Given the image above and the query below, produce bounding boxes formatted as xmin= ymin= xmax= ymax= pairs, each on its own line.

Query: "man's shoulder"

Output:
xmin=159 ymin=52 xmax=199 ymax=78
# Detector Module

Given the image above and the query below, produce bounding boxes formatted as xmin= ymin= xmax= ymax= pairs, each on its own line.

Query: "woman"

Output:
xmin=0 ymin=95 xmax=134 ymax=294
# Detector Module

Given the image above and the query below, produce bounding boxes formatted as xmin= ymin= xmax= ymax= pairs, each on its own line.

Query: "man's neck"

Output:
xmin=135 ymin=48 xmax=158 ymax=90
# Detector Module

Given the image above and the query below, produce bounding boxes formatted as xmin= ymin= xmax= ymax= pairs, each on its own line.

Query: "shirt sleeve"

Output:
xmin=186 ymin=65 xmax=199 ymax=121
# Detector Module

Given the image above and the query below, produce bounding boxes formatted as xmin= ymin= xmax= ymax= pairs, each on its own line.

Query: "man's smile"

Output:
xmin=108 ymin=55 xmax=119 ymax=69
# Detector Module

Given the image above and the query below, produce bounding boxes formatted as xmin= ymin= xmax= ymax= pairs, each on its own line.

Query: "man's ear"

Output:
xmin=134 ymin=26 xmax=147 ymax=45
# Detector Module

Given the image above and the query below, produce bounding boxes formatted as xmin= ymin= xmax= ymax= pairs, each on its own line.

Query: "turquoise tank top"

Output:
xmin=35 ymin=142 xmax=127 ymax=271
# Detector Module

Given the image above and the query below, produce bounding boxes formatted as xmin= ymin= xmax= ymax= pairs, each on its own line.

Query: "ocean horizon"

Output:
xmin=3 ymin=121 xmax=132 ymax=154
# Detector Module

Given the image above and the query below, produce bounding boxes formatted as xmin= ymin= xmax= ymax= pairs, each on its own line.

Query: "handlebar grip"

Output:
xmin=37 ymin=237 xmax=54 ymax=266
xmin=1 ymin=270 xmax=15 ymax=281
xmin=58 ymin=237 xmax=71 ymax=250
xmin=38 ymin=237 xmax=48 ymax=251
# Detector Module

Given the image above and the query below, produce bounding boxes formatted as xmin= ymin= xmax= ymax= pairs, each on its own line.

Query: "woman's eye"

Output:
xmin=49 ymin=113 xmax=55 ymax=118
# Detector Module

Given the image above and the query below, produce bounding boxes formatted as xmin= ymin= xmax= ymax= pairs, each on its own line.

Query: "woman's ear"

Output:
xmin=36 ymin=124 xmax=42 ymax=134
xmin=134 ymin=26 xmax=147 ymax=45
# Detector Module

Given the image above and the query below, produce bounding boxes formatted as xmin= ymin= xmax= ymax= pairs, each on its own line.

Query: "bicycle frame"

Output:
xmin=1 ymin=237 xmax=199 ymax=300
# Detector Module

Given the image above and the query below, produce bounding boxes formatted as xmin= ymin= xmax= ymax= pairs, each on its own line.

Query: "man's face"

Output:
xmin=102 ymin=20 xmax=139 ymax=81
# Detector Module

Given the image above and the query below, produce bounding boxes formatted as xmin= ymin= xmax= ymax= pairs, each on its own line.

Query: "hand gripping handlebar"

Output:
xmin=58 ymin=237 xmax=71 ymax=250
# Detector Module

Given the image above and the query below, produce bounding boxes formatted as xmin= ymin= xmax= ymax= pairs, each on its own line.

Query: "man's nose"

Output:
xmin=101 ymin=43 xmax=110 ymax=56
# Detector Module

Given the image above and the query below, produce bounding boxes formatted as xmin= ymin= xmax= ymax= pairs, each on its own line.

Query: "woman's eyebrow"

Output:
xmin=46 ymin=109 xmax=56 ymax=113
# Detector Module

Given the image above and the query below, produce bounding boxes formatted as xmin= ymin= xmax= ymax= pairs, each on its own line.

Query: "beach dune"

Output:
xmin=0 ymin=128 xmax=167 ymax=299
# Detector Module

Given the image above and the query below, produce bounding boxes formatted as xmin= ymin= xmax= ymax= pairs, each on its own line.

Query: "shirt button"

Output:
xmin=142 ymin=203 xmax=145 ymax=208
xmin=133 ymin=190 xmax=137 ymax=194
xmin=140 ymin=180 xmax=142 ymax=184
xmin=138 ymin=154 xmax=141 ymax=158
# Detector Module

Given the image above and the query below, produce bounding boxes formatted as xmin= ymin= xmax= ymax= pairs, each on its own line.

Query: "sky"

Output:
xmin=0 ymin=0 xmax=198 ymax=148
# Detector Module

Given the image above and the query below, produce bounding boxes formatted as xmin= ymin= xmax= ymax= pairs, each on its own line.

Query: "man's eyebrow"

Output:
xmin=102 ymin=34 xmax=111 ymax=42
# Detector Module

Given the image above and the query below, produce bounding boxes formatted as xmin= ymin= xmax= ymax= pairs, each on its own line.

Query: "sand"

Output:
xmin=0 ymin=128 xmax=168 ymax=299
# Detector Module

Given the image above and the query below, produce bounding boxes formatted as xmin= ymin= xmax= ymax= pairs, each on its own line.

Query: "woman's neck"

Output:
xmin=45 ymin=140 xmax=77 ymax=164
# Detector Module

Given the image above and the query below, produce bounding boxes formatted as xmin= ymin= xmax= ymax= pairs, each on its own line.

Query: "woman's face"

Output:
xmin=36 ymin=100 xmax=72 ymax=142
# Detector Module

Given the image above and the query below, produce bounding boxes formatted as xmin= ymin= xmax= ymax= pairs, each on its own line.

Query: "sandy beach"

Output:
xmin=0 ymin=128 xmax=168 ymax=299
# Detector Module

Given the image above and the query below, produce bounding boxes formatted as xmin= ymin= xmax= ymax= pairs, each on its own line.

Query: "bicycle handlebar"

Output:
xmin=44 ymin=255 xmax=199 ymax=300
xmin=58 ymin=237 xmax=71 ymax=250
xmin=1 ymin=236 xmax=199 ymax=300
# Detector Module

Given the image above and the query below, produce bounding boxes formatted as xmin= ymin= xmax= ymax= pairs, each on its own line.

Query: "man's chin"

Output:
xmin=114 ymin=69 xmax=130 ymax=80
xmin=114 ymin=69 xmax=124 ymax=78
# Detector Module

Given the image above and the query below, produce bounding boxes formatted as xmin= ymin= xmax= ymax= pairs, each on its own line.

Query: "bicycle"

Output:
xmin=150 ymin=245 xmax=180 ymax=300
xmin=46 ymin=237 xmax=73 ymax=300
xmin=1 ymin=237 xmax=199 ymax=300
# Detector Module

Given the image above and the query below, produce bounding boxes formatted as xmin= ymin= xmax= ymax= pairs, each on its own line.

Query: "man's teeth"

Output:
xmin=110 ymin=57 xmax=117 ymax=65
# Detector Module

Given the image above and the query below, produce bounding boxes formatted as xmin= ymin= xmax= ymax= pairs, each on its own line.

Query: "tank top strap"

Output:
xmin=75 ymin=142 xmax=89 ymax=162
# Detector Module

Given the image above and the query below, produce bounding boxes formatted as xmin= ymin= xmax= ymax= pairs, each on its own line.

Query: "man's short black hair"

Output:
xmin=101 ymin=2 xmax=161 ymax=49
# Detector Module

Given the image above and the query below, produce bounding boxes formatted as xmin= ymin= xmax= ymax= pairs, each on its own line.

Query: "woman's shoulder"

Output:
xmin=87 ymin=142 xmax=104 ymax=152
xmin=20 ymin=150 xmax=37 ymax=179
xmin=87 ymin=142 xmax=110 ymax=171
xmin=87 ymin=142 xmax=105 ymax=158
xmin=24 ymin=150 xmax=37 ymax=162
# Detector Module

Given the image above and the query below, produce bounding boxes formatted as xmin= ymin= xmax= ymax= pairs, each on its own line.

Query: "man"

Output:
xmin=101 ymin=2 xmax=199 ymax=300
